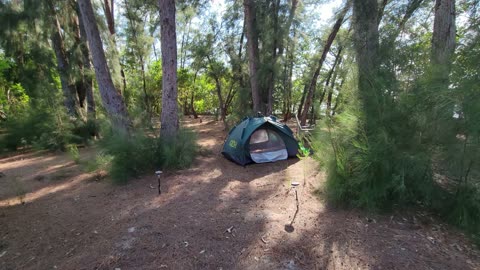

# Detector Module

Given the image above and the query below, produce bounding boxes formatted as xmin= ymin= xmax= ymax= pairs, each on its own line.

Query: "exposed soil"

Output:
xmin=1 ymin=117 xmax=479 ymax=270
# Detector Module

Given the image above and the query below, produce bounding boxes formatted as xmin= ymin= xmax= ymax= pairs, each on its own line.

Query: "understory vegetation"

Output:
xmin=99 ymin=129 xmax=198 ymax=184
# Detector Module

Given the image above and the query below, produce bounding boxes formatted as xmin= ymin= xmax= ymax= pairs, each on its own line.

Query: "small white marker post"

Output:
xmin=156 ymin=170 xmax=163 ymax=195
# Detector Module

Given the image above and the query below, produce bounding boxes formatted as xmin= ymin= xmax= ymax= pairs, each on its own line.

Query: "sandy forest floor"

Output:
xmin=1 ymin=117 xmax=479 ymax=270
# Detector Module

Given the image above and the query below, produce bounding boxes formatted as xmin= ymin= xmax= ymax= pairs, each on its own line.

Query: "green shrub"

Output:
xmin=311 ymin=97 xmax=434 ymax=211
xmin=444 ymin=184 xmax=480 ymax=242
xmin=1 ymin=107 xmax=95 ymax=151
xmin=100 ymin=129 xmax=197 ymax=184
xmin=66 ymin=144 xmax=80 ymax=163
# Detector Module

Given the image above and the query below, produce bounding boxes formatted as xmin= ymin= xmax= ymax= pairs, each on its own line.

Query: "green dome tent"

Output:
xmin=222 ymin=116 xmax=299 ymax=166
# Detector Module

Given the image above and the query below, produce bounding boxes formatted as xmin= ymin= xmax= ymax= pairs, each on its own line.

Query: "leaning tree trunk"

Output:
xmin=244 ymin=0 xmax=262 ymax=114
xmin=159 ymin=0 xmax=179 ymax=137
xmin=325 ymin=48 xmax=343 ymax=116
xmin=78 ymin=0 xmax=132 ymax=135
xmin=299 ymin=1 xmax=350 ymax=126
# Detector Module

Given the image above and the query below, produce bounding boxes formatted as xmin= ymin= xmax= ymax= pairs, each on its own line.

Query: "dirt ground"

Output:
xmin=1 ymin=117 xmax=479 ymax=270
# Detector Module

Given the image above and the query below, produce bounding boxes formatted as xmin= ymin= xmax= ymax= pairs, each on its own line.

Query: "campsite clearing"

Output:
xmin=0 ymin=117 xmax=479 ymax=269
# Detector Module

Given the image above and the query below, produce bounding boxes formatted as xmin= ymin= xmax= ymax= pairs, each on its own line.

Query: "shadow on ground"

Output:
xmin=0 ymin=117 xmax=479 ymax=270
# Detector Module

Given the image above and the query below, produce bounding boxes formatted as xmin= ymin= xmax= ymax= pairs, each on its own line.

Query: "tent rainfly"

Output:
xmin=222 ymin=116 xmax=299 ymax=166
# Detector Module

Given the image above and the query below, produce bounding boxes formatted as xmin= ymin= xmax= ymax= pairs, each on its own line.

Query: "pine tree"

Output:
xmin=78 ymin=0 xmax=132 ymax=135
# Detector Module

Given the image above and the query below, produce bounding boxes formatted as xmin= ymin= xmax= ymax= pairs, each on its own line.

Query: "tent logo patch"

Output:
xmin=229 ymin=139 xmax=237 ymax=148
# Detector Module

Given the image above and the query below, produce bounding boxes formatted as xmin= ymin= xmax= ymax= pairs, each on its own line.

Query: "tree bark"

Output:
xmin=244 ymin=0 xmax=262 ymax=114
xmin=123 ymin=0 xmax=150 ymax=117
xmin=102 ymin=0 xmax=127 ymax=95
xmin=190 ymin=72 xmax=198 ymax=119
xmin=431 ymin=0 xmax=456 ymax=79
xmin=325 ymin=48 xmax=343 ymax=116
xmin=282 ymin=25 xmax=296 ymax=122
xmin=75 ymin=1 xmax=96 ymax=118
xmin=353 ymin=0 xmax=381 ymax=135
xmin=299 ymin=1 xmax=350 ymax=126
xmin=78 ymin=0 xmax=132 ymax=135
xmin=47 ymin=0 xmax=80 ymax=118
xmin=159 ymin=0 xmax=179 ymax=137
xmin=265 ymin=0 xmax=298 ymax=115
xmin=103 ymin=0 xmax=115 ymax=35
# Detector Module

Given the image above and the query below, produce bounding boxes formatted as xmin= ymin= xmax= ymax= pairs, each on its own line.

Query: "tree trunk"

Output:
xmin=190 ymin=91 xmax=198 ymax=119
xmin=380 ymin=0 xmax=425 ymax=48
xmin=103 ymin=0 xmax=127 ymax=95
xmin=190 ymin=70 xmax=199 ymax=119
xmin=431 ymin=0 xmax=456 ymax=80
xmin=103 ymin=0 xmax=115 ymax=35
xmin=299 ymin=1 xmax=350 ymax=126
xmin=326 ymin=48 xmax=343 ymax=116
xmin=353 ymin=0 xmax=380 ymax=135
xmin=123 ymin=0 xmax=150 ymax=117
xmin=47 ymin=0 xmax=80 ymax=118
xmin=213 ymin=76 xmax=227 ymax=129
xmin=73 ymin=1 xmax=97 ymax=118
xmin=75 ymin=1 xmax=96 ymax=118
xmin=377 ymin=0 xmax=388 ymax=26
xmin=265 ymin=0 xmax=298 ymax=116
xmin=78 ymin=0 xmax=132 ymax=135
xmin=244 ymin=0 xmax=262 ymax=114
xmin=331 ymin=77 xmax=346 ymax=116
xmin=159 ymin=0 xmax=179 ymax=137
xmin=265 ymin=0 xmax=280 ymax=115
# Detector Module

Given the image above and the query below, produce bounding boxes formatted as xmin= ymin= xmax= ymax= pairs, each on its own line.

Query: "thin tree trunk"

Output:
xmin=69 ymin=10 xmax=87 ymax=111
xmin=332 ymin=77 xmax=346 ymax=116
xmin=78 ymin=0 xmax=132 ymax=135
xmin=159 ymin=0 xmax=179 ymax=137
xmin=326 ymin=48 xmax=343 ymax=116
xmin=103 ymin=0 xmax=115 ymax=35
xmin=300 ymin=1 xmax=350 ymax=126
xmin=297 ymin=84 xmax=308 ymax=117
xmin=244 ymin=0 xmax=262 ymax=114
xmin=265 ymin=0 xmax=280 ymax=115
xmin=265 ymin=0 xmax=298 ymax=115
xmin=48 ymin=0 xmax=80 ymax=118
xmin=190 ymin=72 xmax=198 ymax=119
xmin=123 ymin=0 xmax=150 ymax=117
xmin=213 ymin=76 xmax=227 ymax=129
xmin=377 ymin=0 xmax=388 ymax=26
xmin=380 ymin=0 xmax=425 ymax=47
xmin=103 ymin=0 xmax=127 ymax=95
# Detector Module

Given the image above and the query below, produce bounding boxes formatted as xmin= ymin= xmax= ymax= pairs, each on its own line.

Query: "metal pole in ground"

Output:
xmin=285 ymin=181 xmax=300 ymax=232
xmin=156 ymin=170 xmax=163 ymax=194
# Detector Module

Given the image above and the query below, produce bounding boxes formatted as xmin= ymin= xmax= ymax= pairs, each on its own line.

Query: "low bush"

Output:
xmin=100 ymin=129 xmax=198 ymax=184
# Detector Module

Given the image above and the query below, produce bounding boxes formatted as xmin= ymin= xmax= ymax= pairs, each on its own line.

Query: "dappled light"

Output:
xmin=0 ymin=117 xmax=479 ymax=269
xmin=0 ymin=173 xmax=91 ymax=207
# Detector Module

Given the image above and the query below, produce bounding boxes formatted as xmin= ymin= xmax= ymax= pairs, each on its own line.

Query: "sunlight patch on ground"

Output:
xmin=0 ymin=155 xmax=58 ymax=172
xmin=0 ymin=173 xmax=92 ymax=207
